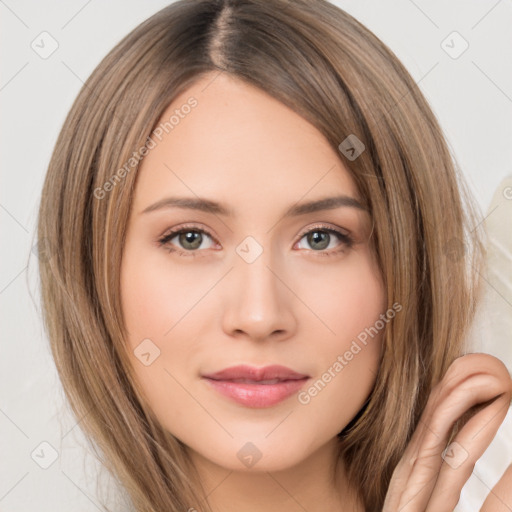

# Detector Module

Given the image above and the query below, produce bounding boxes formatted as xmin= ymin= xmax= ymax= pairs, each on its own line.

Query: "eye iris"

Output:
xmin=179 ymin=231 xmax=202 ymax=250
xmin=308 ymin=231 xmax=329 ymax=250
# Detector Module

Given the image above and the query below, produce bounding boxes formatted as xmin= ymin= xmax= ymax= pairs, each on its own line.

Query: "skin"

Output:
xmin=120 ymin=71 xmax=512 ymax=511
xmin=120 ymin=71 xmax=383 ymax=512
xmin=383 ymin=353 xmax=512 ymax=512
xmin=481 ymin=463 xmax=512 ymax=511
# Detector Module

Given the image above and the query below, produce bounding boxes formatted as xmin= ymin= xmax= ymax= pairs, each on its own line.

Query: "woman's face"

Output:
xmin=120 ymin=72 xmax=386 ymax=474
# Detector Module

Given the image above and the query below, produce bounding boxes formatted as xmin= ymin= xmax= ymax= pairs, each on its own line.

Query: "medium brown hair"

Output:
xmin=36 ymin=0 xmax=484 ymax=510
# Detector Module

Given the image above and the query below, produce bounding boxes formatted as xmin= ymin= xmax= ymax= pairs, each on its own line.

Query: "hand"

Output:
xmin=382 ymin=353 xmax=512 ymax=512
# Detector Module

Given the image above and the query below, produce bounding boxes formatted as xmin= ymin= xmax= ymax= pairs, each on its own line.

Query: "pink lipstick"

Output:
xmin=201 ymin=364 xmax=310 ymax=408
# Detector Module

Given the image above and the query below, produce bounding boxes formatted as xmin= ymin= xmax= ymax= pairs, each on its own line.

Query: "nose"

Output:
xmin=221 ymin=250 xmax=298 ymax=343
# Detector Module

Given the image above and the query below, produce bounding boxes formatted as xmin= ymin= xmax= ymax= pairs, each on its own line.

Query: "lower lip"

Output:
xmin=202 ymin=378 xmax=309 ymax=408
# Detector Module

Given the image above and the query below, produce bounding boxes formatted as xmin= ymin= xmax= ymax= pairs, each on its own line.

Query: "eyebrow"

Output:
xmin=141 ymin=194 xmax=367 ymax=217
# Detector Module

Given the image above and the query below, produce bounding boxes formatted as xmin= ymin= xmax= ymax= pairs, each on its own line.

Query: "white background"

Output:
xmin=1 ymin=1 xmax=511 ymax=510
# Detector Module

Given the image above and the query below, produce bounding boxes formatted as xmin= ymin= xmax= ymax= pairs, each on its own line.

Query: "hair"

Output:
xmin=36 ymin=0 xmax=485 ymax=510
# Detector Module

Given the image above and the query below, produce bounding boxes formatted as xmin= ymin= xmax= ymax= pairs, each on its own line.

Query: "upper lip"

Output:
xmin=202 ymin=364 xmax=309 ymax=382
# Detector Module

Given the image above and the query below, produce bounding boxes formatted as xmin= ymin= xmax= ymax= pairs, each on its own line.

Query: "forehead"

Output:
xmin=133 ymin=72 xmax=360 ymax=214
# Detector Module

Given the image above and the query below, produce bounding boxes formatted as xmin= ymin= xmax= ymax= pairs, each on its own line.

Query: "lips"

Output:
xmin=201 ymin=364 xmax=310 ymax=408
xmin=202 ymin=364 xmax=309 ymax=382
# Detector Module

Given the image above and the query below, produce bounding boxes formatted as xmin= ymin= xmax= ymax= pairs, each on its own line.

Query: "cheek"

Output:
xmin=334 ymin=262 xmax=384 ymax=342
xmin=120 ymin=241 xmax=215 ymax=400
xmin=121 ymin=242 xmax=202 ymax=343
xmin=297 ymin=249 xmax=385 ymax=345
xmin=120 ymin=243 xmax=196 ymax=416
xmin=294 ymin=250 xmax=385 ymax=412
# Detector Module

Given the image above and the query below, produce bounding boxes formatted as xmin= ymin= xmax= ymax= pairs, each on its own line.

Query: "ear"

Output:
xmin=480 ymin=463 xmax=512 ymax=512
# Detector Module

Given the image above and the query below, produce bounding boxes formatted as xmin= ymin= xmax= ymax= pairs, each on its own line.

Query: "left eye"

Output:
xmin=295 ymin=227 xmax=353 ymax=252
xmin=158 ymin=225 xmax=353 ymax=256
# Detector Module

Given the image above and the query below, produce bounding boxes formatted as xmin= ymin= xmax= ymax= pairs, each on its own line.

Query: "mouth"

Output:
xmin=211 ymin=378 xmax=296 ymax=385
xmin=201 ymin=365 xmax=310 ymax=408
xmin=202 ymin=377 xmax=310 ymax=408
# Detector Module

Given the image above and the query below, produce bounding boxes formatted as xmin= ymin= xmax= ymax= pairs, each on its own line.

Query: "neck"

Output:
xmin=187 ymin=440 xmax=364 ymax=512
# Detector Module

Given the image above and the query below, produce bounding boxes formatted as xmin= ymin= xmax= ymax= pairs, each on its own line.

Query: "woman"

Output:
xmin=37 ymin=0 xmax=512 ymax=510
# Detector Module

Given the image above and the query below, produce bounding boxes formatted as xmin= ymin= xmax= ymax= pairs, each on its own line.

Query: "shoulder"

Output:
xmin=480 ymin=463 xmax=512 ymax=512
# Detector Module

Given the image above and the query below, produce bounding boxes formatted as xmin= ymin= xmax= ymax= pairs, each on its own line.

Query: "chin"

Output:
xmin=191 ymin=437 xmax=317 ymax=473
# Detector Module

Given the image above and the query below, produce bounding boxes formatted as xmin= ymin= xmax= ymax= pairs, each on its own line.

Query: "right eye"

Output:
xmin=158 ymin=225 xmax=218 ymax=257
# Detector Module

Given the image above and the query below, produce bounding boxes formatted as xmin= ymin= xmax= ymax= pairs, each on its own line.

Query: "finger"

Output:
xmin=382 ymin=367 xmax=456 ymax=512
xmin=382 ymin=354 xmax=512 ymax=512
xmin=397 ymin=355 xmax=505 ymax=473
xmin=397 ymin=374 xmax=508 ymax=512
xmin=382 ymin=357 xmax=468 ymax=512
xmin=383 ymin=372 xmax=506 ymax=512
xmin=425 ymin=393 xmax=511 ymax=512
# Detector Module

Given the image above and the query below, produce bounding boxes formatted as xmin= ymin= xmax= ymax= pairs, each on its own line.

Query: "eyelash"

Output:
xmin=157 ymin=223 xmax=354 ymax=258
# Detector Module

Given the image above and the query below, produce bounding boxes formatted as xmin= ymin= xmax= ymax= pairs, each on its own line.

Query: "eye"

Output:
xmin=157 ymin=223 xmax=354 ymax=257
xmin=295 ymin=224 xmax=354 ymax=256
xmin=157 ymin=224 xmax=218 ymax=257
